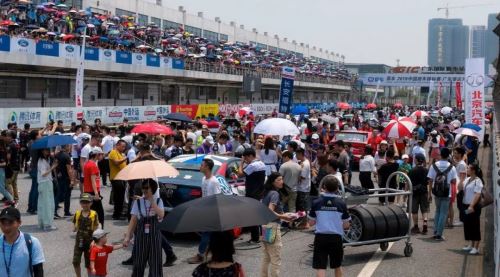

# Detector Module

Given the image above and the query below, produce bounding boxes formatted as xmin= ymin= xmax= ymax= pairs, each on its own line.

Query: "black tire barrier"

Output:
xmin=348 ymin=207 xmax=375 ymax=241
xmin=360 ymin=206 xmax=387 ymax=239
xmin=387 ymin=205 xmax=410 ymax=237
xmin=346 ymin=205 xmax=409 ymax=242
xmin=377 ymin=206 xmax=400 ymax=238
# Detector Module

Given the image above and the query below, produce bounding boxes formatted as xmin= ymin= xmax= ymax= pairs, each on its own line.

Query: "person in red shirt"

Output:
xmin=84 ymin=147 xmax=105 ymax=228
xmin=90 ymin=229 xmax=124 ymax=277
xmin=367 ymin=129 xmax=383 ymax=151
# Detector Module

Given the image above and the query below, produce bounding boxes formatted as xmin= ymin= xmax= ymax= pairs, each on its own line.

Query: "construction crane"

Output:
xmin=437 ymin=3 xmax=495 ymax=18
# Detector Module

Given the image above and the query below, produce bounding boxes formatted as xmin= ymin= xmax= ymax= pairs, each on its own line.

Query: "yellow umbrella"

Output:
xmin=114 ymin=160 xmax=179 ymax=181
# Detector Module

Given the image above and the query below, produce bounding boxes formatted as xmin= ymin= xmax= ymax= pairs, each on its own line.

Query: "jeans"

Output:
xmin=0 ymin=168 xmax=13 ymax=202
xmin=198 ymin=232 xmax=211 ymax=256
xmin=434 ymin=197 xmax=450 ymax=237
xmin=56 ymin=177 xmax=72 ymax=215
xmin=28 ymin=168 xmax=38 ymax=212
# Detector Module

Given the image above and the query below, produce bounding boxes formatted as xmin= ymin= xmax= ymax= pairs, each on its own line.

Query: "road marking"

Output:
xmin=356 ymin=242 xmax=394 ymax=277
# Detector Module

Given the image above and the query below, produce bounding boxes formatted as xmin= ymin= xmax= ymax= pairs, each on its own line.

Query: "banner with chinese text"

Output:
xmin=464 ymin=58 xmax=485 ymax=140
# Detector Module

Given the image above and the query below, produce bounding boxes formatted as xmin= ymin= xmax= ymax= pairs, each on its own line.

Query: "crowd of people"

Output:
xmin=0 ymin=1 xmax=353 ymax=81
xmin=0 ymin=103 xmax=492 ymax=276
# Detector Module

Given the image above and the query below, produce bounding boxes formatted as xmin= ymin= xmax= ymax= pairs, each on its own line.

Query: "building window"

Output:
xmin=185 ymin=25 xmax=202 ymax=37
xmin=151 ymin=17 xmax=161 ymax=28
xmin=268 ymin=46 xmax=277 ymax=53
xmin=98 ymin=81 xmax=119 ymax=99
xmin=163 ymin=20 xmax=180 ymax=31
xmin=0 ymin=77 xmax=24 ymax=99
xmin=138 ymin=14 xmax=148 ymax=26
xmin=47 ymin=79 xmax=70 ymax=98
xmin=220 ymin=34 xmax=228 ymax=41
xmin=133 ymin=83 xmax=148 ymax=99
xmin=204 ymin=30 xmax=218 ymax=42
xmin=26 ymin=78 xmax=46 ymax=99
xmin=120 ymin=83 xmax=134 ymax=99
xmin=115 ymin=9 xmax=134 ymax=17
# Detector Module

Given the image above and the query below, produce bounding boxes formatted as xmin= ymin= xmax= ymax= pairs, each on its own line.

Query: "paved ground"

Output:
xmin=8 ymin=147 xmax=493 ymax=277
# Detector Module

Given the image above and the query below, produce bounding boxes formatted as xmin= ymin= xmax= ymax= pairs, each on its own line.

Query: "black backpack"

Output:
xmin=431 ymin=163 xmax=453 ymax=197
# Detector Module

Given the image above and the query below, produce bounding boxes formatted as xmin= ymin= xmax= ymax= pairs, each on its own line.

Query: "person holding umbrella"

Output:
xmin=123 ymin=179 xmax=165 ymax=277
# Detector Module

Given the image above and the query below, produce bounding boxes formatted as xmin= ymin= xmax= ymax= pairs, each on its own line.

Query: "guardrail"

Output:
xmin=494 ymin=119 xmax=500 ymax=277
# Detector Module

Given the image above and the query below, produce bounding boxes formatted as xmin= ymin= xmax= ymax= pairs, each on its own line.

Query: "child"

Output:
xmin=397 ymin=154 xmax=412 ymax=208
xmin=73 ymin=193 xmax=100 ymax=277
xmin=90 ymin=229 xmax=124 ymax=277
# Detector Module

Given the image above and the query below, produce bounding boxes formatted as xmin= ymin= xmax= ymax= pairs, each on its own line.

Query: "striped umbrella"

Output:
xmin=453 ymin=128 xmax=480 ymax=138
xmin=383 ymin=117 xmax=417 ymax=139
xmin=410 ymin=110 xmax=429 ymax=119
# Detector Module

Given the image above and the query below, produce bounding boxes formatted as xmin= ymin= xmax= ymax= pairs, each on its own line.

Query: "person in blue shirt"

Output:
xmin=417 ymin=122 xmax=426 ymax=141
xmin=308 ymin=175 xmax=350 ymax=277
xmin=0 ymin=207 xmax=45 ymax=277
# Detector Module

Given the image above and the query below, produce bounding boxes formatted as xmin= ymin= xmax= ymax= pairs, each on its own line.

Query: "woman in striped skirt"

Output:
xmin=124 ymin=179 xmax=165 ymax=277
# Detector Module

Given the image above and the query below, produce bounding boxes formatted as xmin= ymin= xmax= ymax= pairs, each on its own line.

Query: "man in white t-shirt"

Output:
xmin=427 ymin=148 xmax=457 ymax=241
xmin=296 ymin=148 xmax=311 ymax=228
xmin=188 ymin=158 xmax=221 ymax=264
xmin=100 ymin=127 xmax=118 ymax=187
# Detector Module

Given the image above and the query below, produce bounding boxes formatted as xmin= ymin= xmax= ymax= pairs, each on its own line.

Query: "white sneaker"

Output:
xmin=469 ymin=248 xmax=479 ymax=255
xmin=462 ymin=246 xmax=472 ymax=251
xmin=453 ymin=221 xmax=463 ymax=227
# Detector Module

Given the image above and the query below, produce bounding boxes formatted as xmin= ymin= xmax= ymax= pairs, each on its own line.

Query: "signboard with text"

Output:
xmin=464 ymin=58 xmax=485 ymax=140
xmin=278 ymin=67 xmax=295 ymax=114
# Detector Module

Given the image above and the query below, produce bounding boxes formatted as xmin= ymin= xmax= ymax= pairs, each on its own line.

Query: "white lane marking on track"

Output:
xmin=356 ymin=242 xmax=394 ymax=277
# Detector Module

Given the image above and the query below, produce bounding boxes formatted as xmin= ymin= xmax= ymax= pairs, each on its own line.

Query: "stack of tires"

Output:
xmin=343 ymin=205 xmax=409 ymax=243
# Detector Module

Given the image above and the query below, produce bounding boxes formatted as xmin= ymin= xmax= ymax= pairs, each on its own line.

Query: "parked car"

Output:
xmin=331 ymin=131 xmax=371 ymax=166
xmin=158 ymin=154 xmax=245 ymax=211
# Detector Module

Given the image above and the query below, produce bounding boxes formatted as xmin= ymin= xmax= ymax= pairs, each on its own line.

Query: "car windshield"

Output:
xmin=336 ymin=132 xmax=368 ymax=142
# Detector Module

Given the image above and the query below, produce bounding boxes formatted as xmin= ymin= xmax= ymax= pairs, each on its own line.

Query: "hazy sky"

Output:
xmin=167 ymin=0 xmax=499 ymax=66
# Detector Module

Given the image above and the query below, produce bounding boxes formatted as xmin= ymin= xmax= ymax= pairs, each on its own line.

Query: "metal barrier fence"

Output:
xmin=183 ymin=61 xmax=353 ymax=86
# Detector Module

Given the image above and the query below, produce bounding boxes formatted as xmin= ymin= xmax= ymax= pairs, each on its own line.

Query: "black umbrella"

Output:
xmin=163 ymin=112 xmax=192 ymax=122
xmin=160 ymin=194 xmax=277 ymax=233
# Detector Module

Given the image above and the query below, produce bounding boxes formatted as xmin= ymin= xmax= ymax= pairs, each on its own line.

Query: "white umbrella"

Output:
xmin=320 ymin=114 xmax=336 ymax=124
xmin=254 ymin=118 xmax=300 ymax=137
xmin=451 ymin=119 xmax=461 ymax=129
xmin=453 ymin=128 xmax=480 ymax=138
xmin=383 ymin=117 xmax=417 ymax=139
xmin=440 ymin=107 xmax=453 ymax=115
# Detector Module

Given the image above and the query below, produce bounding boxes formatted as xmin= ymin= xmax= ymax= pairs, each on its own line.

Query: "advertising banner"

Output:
xmin=75 ymin=37 xmax=86 ymax=108
xmin=116 ymin=51 xmax=132 ymax=64
xmin=161 ymin=57 xmax=172 ymax=68
xmin=0 ymin=35 xmax=10 ymax=52
xmin=132 ymin=53 xmax=145 ymax=66
xmin=437 ymin=81 xmax=442 ymax=107
xmin=139 ymin=106 xmax=159 ymax=121
xmin=218 ymin=104 xmax=245 ymax=115
xmin=455 ymin=81 xmax=462 ymax=110
xmin=10 ymin=37 xmax=35 ymax=55
xmin=359 ymin=73 xmax=465 ymax=87
xmin=146 ymin=54 xmax=160 ymax=67
xmin=250 ymin=103 xmax=278 ymax=115
xmin=35 ymin=40 xmax=59 ymax=57
xmin=84 ymin=47 xmax=99 ymax=61
xmin=196 ymin=104 xmax=219 ymax=117
xmin=172 ymin=58 xmax=185 ymax=69
xmin=171 ymin=105 xmax=198 ymax=119
xmin=7 ymin=108 xmax=45 ymax=128
xmin=60 ymin=44 xmax=79 ymax=60
xmin=100 ymin=49 xmax=115 ymax=62
xmin=154 ymin=105 xmax=171 ymax=118
xmin=278 ymin=75 xmax=294 ymax=114
xmin=47 ymin=108 xmax=76 ymax=125
xmin=82 ymin=107 xmax=105 ymax=123
xmin=464 ymin=58 xmax=485 ymax=139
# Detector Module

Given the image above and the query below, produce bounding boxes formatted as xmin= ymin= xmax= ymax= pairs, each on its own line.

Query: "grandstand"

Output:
xmin=0 ymin=0 xmax=353 ymax=107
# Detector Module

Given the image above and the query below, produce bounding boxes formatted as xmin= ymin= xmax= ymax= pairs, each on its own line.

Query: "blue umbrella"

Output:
xmin=163 ymin=112 xmax=192 ymax=122
xmin=462 ymin=123 xmax=481 ymax=132
xmin=292 ymin=105 xmax=308 ymax=115
xmin=31 ymin=135 xmax=76 ymax=149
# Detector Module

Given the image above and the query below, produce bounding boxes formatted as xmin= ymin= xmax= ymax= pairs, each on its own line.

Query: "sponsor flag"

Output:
xmin=75 ymin=29 xmax=86 ymax=108
xmin=464 ymin=58 xmax=485 ymax=140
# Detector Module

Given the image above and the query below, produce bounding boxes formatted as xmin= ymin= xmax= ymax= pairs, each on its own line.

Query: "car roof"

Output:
xmin=168 ymin=154 xmax=239 ymax=166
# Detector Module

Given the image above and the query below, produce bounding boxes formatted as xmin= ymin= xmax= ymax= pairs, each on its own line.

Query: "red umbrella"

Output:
xmin=393 ymin=103 xmax=403 ymax=109
xmin=198 ymin=119 xmax=209 ymax=126
xmin=383 ymin=117 xmax=416 ymax=139
xmin=131 ymin=123 xmax=174 ymax=135
xmin=338 ymin=102 xmax=351 ymax=110
xmin=206 ymin=121 xmax=220 ymax=128
xmin=0 ymin=20 xmax=14 ymax=26
xmin=365 ymin=103 xmax=377 ymax=109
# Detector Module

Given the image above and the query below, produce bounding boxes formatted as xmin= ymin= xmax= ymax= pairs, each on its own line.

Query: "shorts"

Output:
xmin=411 ymin=192 xmax=430 ymax=214
xmin=312 ymin=234 xmax=343 ymax=269
xmin=73 ymin=240 xmax=91 ymax=268
xmin=450 ymin=185 xmax=457 ymax=203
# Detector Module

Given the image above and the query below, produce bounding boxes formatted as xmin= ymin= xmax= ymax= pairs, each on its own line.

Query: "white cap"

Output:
xmin=205 ymin=136 xmax=214 ymax=145
xmin=431 ymin=130 xmax=438 ymax=135
xmin=91 ymin=147 xmax=104 ymax=155
xmin=402 ymin=154 xmax=409 ymax=159
xmin=312 ymin=134 xmax=320 ymax=140
xmin=380 ymin=140 xmax=388 ymax=144
xmin=92 ymin=229 xmax=109 ymax=240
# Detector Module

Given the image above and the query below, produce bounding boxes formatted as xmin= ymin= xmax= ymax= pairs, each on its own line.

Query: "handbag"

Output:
xmin=261 ymin=223 xmax=278 ymax=244
xmin=480 ymin=187 xmax=493 ymax=208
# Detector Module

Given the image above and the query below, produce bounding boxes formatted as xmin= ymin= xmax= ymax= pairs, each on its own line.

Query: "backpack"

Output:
xmin=24 ymin=233 xmax=34 ymax=277
xmin=431 ymin=163 xmax=453 ymax=197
